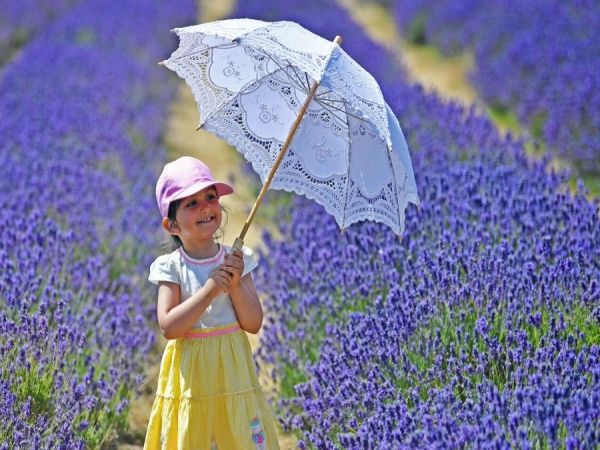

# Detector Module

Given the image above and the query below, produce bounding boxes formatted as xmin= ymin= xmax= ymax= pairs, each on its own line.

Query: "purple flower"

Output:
xmin=393 ymin=0 xmax=600 ymax=172
xmin=235 ymin=0 xmax=600 ymax=448
xmin=0 ymin=0 xmax=195 ymax=446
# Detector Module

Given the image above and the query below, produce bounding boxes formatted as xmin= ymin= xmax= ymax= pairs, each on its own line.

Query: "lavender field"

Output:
xmin=0 ymin=0 xmax=195 ymax=447
xmin=0 ymin=0 xmax=78 ymax=64
xmin=1 ymin=0 xmax=599 ymax=449
xmin=234 ymin=0 xmax=600 ymax=449
xmin=393 ymin=0 xmax=600 ymax=173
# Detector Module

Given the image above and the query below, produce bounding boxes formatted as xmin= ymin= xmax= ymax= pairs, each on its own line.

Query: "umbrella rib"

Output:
xmin=313 ymin=96 xmax=348 ymax=104
xmin=312 ymin=98 xmax=369 ymax=123
xmin=289 ymin=64 xmax=311 ymax=94
xmin=263 ymin=52 xmax=311 ymax=95
xmin=304 ymin=72 xmax=312 ymax=93
xmin=310 ymin=99 xmax=350 ymax=124
xmin=285 ymin=61 xmax=309 ymax=92
xmin=314 ymin=91 xmax=343 ymax=100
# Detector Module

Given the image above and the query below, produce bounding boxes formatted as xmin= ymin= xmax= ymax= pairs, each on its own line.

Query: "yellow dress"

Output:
xmin=143 ymin=322 xmax=279 ymax=450
xmin=144 ymin=245 xmax=279 ymax=450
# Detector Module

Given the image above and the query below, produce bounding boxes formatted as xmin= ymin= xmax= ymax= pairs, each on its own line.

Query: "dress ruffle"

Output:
xmin=144 ymin=324 xmax=279 ymax=450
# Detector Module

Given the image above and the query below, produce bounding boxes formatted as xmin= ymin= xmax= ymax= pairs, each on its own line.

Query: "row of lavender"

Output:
xmin=393 ymin=0 xmax=600 ymax=173
xmin=0 ymin=0 xmax=80 ymax=64
xmin=0 ymin=0 xmax=194 ymax=447
xmin=233 ymin=1 xmax=600 ymax=448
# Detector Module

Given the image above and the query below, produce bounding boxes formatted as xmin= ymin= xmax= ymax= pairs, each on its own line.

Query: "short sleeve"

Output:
xmin=148 ymin=254 xmax=179 ymax=285
xmin=241 ymin=245 xmax=259 ymax=277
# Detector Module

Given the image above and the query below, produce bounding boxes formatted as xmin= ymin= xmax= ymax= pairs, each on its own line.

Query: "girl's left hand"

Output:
xmin=222 ymin=250 xmax=244 ymax=287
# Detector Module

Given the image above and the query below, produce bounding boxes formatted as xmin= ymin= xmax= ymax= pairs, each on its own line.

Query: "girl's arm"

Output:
xmin=222 ymin=250 xmax=263 ymax=334
xmin=229 ymin=273 xmax=263 ymax=334
xmin=156 ymin=269 xmax=230 ymax=339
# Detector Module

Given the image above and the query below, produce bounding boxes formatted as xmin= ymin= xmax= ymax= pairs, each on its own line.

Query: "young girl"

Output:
xmin=143 ymin=156 xmax=279 ymax=450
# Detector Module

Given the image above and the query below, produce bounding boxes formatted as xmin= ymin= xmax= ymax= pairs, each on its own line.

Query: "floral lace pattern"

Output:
xmin=165 ymin=19 xmax=419 ymax=235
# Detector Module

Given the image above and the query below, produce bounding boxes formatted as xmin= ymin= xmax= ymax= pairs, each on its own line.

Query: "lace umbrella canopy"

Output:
xmin=161 ymin=19 xmax=419 ymax=248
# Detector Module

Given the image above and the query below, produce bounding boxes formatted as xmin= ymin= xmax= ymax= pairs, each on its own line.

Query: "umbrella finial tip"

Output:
xmin=334 ymin=35 xmax=343 ymax=45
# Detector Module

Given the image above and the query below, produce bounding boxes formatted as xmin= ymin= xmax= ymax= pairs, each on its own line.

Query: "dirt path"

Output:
xmin=337 ymin=0 xmax=528 ymax=139
xmin=337 ymin=0 xmax=479 ymax=109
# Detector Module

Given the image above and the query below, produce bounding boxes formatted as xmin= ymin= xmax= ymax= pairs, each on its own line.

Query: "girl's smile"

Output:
xmin=180 ymin=190 xmax=221 ymax=229
xmin=165 ymin=186 xmax=223 ymax=257
xmin=198 ymin=215 xmax=215 ymax=224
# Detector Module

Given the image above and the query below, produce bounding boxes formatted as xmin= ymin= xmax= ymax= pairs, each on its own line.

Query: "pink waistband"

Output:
xmin=184 ymin=323 xmax=241 ymax=339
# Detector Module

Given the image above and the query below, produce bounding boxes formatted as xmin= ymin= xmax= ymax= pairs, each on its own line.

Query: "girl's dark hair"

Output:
xmin=162 ymin=193 xmax=229 ymax=252
xmin=165 ymin=199 xmax=184 ymax=250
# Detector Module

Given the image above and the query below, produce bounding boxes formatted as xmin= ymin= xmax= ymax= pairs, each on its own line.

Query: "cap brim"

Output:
xmin=170 ymin=181 xmax=234 ymax=204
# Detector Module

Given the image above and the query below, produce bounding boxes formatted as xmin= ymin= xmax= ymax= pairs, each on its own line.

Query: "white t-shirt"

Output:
xmin=148 ymin=244 xmax=259 ymax=329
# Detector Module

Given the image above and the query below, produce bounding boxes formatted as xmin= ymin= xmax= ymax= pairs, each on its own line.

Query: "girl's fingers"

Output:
xmin=214 ymin=266 xmax=233 ymax=275
xmin=227 ymin=250 xmax=243 ymax=259
xmin=211 ymin=270 xmax=231 ymax=287
xmin=221 ymin=265 xmax=241 ymax=275
xmin=223 ymin=258 xmax=243 ymax=270
xmin=220 ymin=268 xmax=234 ymax=278
xmin=221 ymin=263 xmax=240 ymax=274
xmin=225 ymin=254 xmax=243 ymax=266
xmin=210 ymin=263 xmax=240 ymax=292
xmin=214 ymin=276 xmax=230 ymax=291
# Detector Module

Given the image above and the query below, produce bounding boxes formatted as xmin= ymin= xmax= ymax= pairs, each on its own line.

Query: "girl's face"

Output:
xmin=172 ymin=186 xmax=222 ymax=243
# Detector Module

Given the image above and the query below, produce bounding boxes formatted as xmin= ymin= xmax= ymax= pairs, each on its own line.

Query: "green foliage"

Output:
xmin=572 ymin=174 xmax=600 ymax=198
xmin=80 ymin=384 xmax=130 ymax=448
xmin=280 ymin=362 xmax=308 ymax=399
xmin=486 ymin=104 xmax=521 ymax=138
xmin=387 ymin=299 xmax=599 ymax=406
xmin=530 ymin=111 xmax=547 ymax=140
xmin=276 ymin=286 xmax=380 ymax=401
xmin=75 ymin=27 xmax=96 ymax=46
xmin=101 ymin=234 xmax=143 ymax=281
xmin=127 ymin=126 xmax=149 ymax=149
xmin=13 ymin=361 xmax=54 ymax=418
xmin=256 ymin=190 xmax=294 ymax=226
xmin=406 ymin=13 xmax=428 ymax=45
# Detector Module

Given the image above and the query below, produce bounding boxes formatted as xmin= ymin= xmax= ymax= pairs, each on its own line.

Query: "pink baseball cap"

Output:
xmin=155 ymin=156 xmax=233 ymax=218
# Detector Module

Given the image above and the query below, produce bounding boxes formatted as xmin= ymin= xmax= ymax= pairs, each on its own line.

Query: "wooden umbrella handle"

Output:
xmin=232 ymin=35 xmax=343 ymax=251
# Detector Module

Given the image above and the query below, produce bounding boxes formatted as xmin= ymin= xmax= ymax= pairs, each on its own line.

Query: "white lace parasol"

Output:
xmin=162 ymin=18 xmax=419 ymax=239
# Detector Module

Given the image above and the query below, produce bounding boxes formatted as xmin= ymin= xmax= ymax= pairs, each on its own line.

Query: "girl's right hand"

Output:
xmin=208 ymin=266 xmax=232 ymax=293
